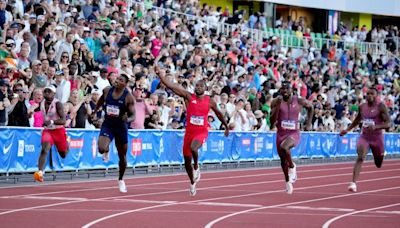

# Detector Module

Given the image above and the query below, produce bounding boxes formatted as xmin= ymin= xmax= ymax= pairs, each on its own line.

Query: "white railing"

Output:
xmin=131 ymin=1 xmax=388 ymax=56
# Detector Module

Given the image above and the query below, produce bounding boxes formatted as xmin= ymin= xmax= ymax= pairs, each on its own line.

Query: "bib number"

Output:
xmin=363 ymin=119 xmax=375 ymax=128
xmin=190 ymin=116 xmax=204 ymax=126
xmin=106 ymin=105 xmax=120 ymax=117
xmin=281 ymin=120 xmax=296 ymax=130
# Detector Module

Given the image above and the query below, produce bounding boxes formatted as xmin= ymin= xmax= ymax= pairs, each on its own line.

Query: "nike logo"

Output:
xmin=192 ymin=100 xmax=197 ymax=104
xmin=3 ymin=143 xmax=12 ymax=155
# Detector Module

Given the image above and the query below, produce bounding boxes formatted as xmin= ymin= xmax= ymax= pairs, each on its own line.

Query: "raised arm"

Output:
xmin=210 ymin=98 xmax=229 ymax=136
xmin=157 ymin=69 xmax=191 ymax=101
xmin=298 ymin=97 xmax=314 ymax=131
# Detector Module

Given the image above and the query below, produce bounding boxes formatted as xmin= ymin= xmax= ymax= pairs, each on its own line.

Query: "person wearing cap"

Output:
xmin=253 ymin=110 xmax=268 ymax=131
xmin=157 ymin=67 xmax=229 ymax=196
xmin=270 ymin=81 xmax=314 ymax=194
xmin=92 ymin=73 xmax=136 ymax=193
xmin=33 ymin=84 xmax=68 ymax=182
xmin=31 ymin=59 xmax=47 ymax=88
xmin=54 ymin=70 xmax=71 ymax=104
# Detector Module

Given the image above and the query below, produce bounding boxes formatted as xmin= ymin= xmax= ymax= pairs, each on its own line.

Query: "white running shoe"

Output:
xmin=118 ymin=180 xmax=127 ymax=193
xmin=102 ymin=152 xmax=109 ymax=162
xmin=193 ymin=167 xmax=201 ymax=183
xmin=348 ymin=182 xmax=357 ymax=192
xmin=189 ymin=183 xmax=197 ymax=196
xmin=286 ymin=182 xmax=293 ymax=194
xmin=288 ymin=162 xmax=297 ymax=183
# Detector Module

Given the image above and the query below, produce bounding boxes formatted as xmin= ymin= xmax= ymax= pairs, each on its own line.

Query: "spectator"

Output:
xmin=68 ymin=90 xmax=92 ymax=128
xmin=7 ymin=83 xmax=29 ymax=127
xmin=28 ymin=88 xmax=43 ymax=127
xmin=0 ymin=79 xmax=11 ymax=126
xmin=54 ymin=70 xmax=71 ymax=104
xmin=95 ymin=69 xmax=110 ymax=93
xmin=31 ymin=60 xmax=47 ymax=88
xmin=158 ymin=94 xmax=174 ymax=129
xmin=130 ymin=86 xmax=151 ymax=129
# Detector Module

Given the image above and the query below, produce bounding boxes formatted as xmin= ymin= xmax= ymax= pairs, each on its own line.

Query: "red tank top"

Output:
xmin=360 ymin=102 xmax=383 ymax=135
xmin=186 ymin=94 xmax=210 ymax=132
xmin=277 ymin=96 xmax=300 ymax=132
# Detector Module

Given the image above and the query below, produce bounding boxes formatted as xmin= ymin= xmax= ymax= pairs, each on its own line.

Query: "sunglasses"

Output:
xmin=14 ymin=89 xmax=23 ymax=92
xmin=62 ymin=56 xmax=69 ymax=58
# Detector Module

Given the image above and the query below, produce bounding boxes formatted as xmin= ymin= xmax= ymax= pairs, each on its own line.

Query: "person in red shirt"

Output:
xmin=158 ymin=70 xmax=229 ymax=196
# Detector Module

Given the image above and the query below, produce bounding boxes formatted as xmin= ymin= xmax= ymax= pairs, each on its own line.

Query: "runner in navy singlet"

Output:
xmin=340 ymin=87 xmax=391 ymax=192
xmin=158 ymin=68 xmax=229 ymax=196
xmin=270 ymin=81 xmax=314 ymax=194
xmin=93 ymin=74 xmax=135 ymax=193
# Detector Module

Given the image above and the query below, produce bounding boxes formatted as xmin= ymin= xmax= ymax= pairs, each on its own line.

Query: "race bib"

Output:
xmin=106 ymin=105 xmax=120 ymax=117
xmin=363 ymin=119 xmax=375 ymax=128
xmin=190 ymin=116 xmax=205 ymax=126
xmin=281 ymin=120 xmax=296 ymax=130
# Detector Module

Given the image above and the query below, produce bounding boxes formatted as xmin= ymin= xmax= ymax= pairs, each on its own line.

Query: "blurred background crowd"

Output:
xmin=0 ymin=0 xmax=399 ymax=133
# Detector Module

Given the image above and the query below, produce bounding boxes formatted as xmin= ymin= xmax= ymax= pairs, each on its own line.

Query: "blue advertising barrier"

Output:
xmin=0 ymin=128 xmax=399 ymax=173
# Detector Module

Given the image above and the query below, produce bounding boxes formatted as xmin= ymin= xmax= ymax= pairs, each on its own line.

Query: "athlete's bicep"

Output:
xmin=299 ymin=98 xmax=312 ymax=109
xmin=380 ymin=103 xmax=390 ymax=122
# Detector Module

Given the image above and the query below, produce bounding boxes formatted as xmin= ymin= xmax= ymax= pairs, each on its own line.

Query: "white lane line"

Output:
xmin=322 ymin=202 xmax=400 ymax=228
xmin=285 ymin=206 xmax=354 ymax=212
xmin=195 ymin=202 xmax=262 ymax=208
xmin=0 ymin=169 xmax=398 ymax=217
xmin=1 ymin=160 xmax=398 ymax=195
xmin=81 ymin=176 xmax=400 ymax=228
xmin=22 ymin=196 xmax=88 ymax=201
xmin=203 ymin=186 xmax=400 ymax=228
xmin=111 ymin=199 xmax=177 ymax=204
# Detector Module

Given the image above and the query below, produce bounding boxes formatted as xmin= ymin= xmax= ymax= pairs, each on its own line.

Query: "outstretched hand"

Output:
xmin=224 ymin=128 xmax=230 ymax=137
xmin=339 ymin=130 xmax=348 ymax=136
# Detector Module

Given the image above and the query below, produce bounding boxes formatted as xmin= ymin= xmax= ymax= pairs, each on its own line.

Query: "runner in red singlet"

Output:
xmin=158 ymin=71 xmax=229 ymax=196
xmin=270 ymin=81 xmax=314 ymax=194
xmin=33 ymin=85 xmax=68 ymax=182
xmin=340 ymin=87 xmax=391 ymax=192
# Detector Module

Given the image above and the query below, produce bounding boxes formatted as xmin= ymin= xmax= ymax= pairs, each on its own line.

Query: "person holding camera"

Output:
xmin=0 ymin=79 xmax=11 ymax=126
xmin=7 ymin=83 xmax=30 ymax=127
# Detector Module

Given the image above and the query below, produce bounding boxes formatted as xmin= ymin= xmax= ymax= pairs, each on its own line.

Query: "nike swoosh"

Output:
xmin=3 ymin=143 xmax=12 ymax=155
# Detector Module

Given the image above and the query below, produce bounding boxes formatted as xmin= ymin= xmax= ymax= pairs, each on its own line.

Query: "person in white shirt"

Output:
xmin=229 ymin=99 xmax=247 ymax=131
xmin=95 ymin=69 xmax=111 ymax=94
xmin=158 ymin=94 xmax=174 ymax=130
xmin=226 ymin=93 xmax=236 ymax=117
xmin=54 ymin=70 xmax=71 ymax=104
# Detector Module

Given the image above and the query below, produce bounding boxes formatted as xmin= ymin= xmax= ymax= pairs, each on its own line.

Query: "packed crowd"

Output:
xmin=0 ymin=0 xmax=399 ymax=132
xmin=274 ymin=15 xmax=399 ymax=50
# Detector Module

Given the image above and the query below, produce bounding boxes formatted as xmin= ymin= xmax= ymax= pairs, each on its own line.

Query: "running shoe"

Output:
xmin=286 ymin=182 xmax=293 ymax=194
xmin=102 ymin=152 xmax=109 ymax=162
xmin=189 ymin=183 xmax=197 ymax=196
xmin=33 ymin=170 xmax=44 ymax=182
xmin=193 ymin=167 xmax=201 ymax=183
xmin=118 ymin=180 xmax=127 ymax=193
xmin=348 ymin=182 xmax=357 ymax=192
xmin=288 ymin=162 xmax=297 ymax=183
